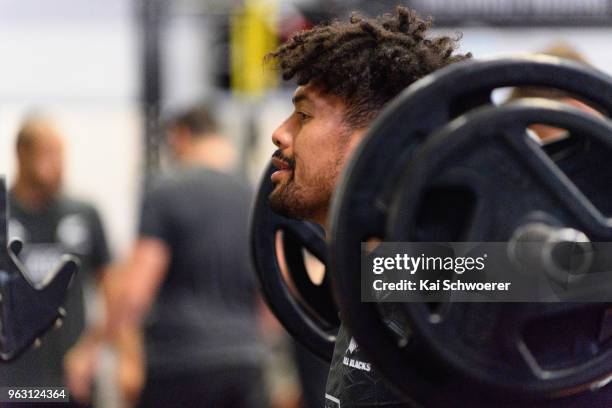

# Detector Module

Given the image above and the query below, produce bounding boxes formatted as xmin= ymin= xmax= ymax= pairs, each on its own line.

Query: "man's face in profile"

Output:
xmin=269 ymin=84 xmax=364 ymax=226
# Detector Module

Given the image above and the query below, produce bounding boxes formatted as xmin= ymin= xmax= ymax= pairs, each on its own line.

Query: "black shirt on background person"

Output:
xmin=135 ymin=166 xmax=267 ymax=408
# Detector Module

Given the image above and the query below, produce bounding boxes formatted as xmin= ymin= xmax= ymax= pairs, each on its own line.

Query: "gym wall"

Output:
xmin=0 ymin=0 xmax=140 ymax=256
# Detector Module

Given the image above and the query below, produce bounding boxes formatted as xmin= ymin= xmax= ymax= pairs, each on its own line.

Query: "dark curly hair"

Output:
xmin=267 ymin=6 xmax=471 ymax=128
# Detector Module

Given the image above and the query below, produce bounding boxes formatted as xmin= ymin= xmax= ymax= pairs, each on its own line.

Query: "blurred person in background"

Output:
xmin=66 ymin=105 xmax=269 ymax=408
xmin=0 ymin=115 xmax=111 ymax=408
xmin=509 ymin=42 xmax=604 ymax=142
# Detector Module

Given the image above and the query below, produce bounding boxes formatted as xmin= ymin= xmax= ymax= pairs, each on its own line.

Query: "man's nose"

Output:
xmin=272 ymin=119 xmax=292 ymax=149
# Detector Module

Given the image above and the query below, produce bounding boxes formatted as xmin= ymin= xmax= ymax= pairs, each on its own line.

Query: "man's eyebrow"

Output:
xmin=292 ymin=93 xmax=310 ymax=106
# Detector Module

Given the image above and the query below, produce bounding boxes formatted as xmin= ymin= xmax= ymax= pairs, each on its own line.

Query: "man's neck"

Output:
xmin=314 ymin=211 xmax=329 ymax=233
xmin=12 ymin=178 xmax=53 ymax=211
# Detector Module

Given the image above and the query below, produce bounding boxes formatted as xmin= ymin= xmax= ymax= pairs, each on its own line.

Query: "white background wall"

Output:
xmin=455 ymin=27 xmax=612 ymax=73
xmin=0 ymin=0 xmax=140 ymax=257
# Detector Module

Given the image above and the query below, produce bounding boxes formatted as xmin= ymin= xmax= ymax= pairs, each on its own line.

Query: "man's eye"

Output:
xmin=296 ymin=112 xmax=310 ymax=122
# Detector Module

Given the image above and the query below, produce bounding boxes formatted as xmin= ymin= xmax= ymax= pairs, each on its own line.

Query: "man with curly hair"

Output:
xmin=266 ymin=6 xmax=470 ymax=407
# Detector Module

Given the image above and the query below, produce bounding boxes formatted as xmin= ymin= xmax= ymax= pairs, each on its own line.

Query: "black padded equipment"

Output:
xmin=0 ymin=178 xmax=78 ymax=361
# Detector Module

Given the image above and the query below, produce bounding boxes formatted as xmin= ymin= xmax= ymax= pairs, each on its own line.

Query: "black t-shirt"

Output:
xmin=0 ymin=193 xmax=110 ymax=387
xmin=139 ymin=166 xmax=264 ymax=377
xmin=325 ymin=322 xmax=412 ymax=408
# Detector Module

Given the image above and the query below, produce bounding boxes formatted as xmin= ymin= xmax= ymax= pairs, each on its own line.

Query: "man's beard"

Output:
xmin=269 ymin=174 xmax=326 ymax=220
xmin=268 ymin=158 xmax=334 ymax=222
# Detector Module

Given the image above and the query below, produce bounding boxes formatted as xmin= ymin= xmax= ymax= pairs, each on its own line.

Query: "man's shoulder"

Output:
xmin=56 ymin=196 xmax=99 ymax=217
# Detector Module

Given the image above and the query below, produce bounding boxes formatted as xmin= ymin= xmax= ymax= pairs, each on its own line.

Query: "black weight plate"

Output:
xmin=251 ymin=164 xmax=339 ymax=362
xmin=329 ymin=56 xmax=612 ymax=402
xmin=384 ymin=100 xmax=612 ymax=404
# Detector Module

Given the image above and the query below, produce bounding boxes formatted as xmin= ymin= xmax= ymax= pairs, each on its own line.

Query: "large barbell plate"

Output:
xmin=251 ymin=164 xmax=339 ymax=362
xmin=328 ymin=56 xmax=612 ymax=403
xmin=377 ymin=100 xmax=612 ymax=404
